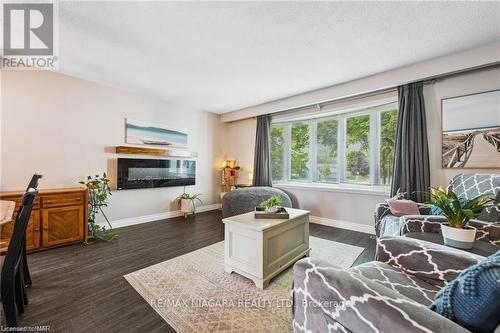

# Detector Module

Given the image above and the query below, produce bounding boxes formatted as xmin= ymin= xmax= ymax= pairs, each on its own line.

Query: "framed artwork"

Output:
xmin=441 ymin=89 xmax=500 ymax=168
xmin=125 ymin=118 xmax=188 ymax=149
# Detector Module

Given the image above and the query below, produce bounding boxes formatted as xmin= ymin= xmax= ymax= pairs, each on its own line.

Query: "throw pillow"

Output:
xmin=429 ymin=251 xmax=500 ymax=333
xmin=386 ymin=199 xmax=420 ymax=217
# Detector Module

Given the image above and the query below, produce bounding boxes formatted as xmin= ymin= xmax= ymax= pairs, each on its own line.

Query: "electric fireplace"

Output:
xmin=117 ymin=158 xmax=195 ymax=190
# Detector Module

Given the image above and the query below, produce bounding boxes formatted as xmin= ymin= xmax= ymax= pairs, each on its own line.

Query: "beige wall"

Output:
xmin=223 ymin=66 xmax=500 ymax=228
xmin=1 ymin=70 xmax=225 ymax=223
xmin=221 ymin=117 xmax=256 ymax=185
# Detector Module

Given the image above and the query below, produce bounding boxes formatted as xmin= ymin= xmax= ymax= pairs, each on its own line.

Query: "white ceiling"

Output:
xmin=58 ymin=1 xmax=500 ymax=114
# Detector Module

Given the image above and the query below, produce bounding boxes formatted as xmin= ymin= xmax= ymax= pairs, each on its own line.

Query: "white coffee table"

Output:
xmin=222 ymin=207 xmax=310 ymax=289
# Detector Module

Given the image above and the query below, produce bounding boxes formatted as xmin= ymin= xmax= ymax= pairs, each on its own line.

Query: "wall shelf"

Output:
xmin=115 ymin=146 xmax=198 ymax=158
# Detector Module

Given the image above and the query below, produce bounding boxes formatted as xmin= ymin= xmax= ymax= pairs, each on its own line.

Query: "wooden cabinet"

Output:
xmin=42 ymin=205 xmax=84 ymax=247
xmin=0 ymin=188 xmax=87 ymax=253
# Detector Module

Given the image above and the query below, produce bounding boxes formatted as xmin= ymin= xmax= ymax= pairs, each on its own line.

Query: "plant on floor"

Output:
xmin=260 ymin=195 xmax=282 ymax=212
xmin=175 ymin=188 xmax=203 ymax=217
xmin=427 ymin=187 xmax=495 ymax=228
xmin=79 ymin=173 xmax=118 ymax=242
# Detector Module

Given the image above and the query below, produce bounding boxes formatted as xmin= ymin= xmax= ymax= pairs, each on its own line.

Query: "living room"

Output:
xmin=1 ymin=1 xmax=499 ymax=332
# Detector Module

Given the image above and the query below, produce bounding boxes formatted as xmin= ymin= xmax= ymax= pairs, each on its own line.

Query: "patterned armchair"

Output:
xmin=375 ymin=173 xmax=500 ymax=246
xmin=292 ymin=236 xmax=486 ymax=333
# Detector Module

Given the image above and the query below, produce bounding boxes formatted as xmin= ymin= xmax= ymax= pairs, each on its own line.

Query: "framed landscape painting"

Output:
xmin=125 ymin=118 xmax=188 ymax=148
xmin=441 ymin=90 xmax=500 ymax=168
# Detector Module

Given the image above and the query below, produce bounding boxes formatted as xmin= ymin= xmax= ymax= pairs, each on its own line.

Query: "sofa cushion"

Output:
xmin=386 ymin=199 xmax=420 ymax=217
xmin=352 ymin=261 xmax=440 ymax=305
xmin=429 ymin=251 xmax=500 ymax=333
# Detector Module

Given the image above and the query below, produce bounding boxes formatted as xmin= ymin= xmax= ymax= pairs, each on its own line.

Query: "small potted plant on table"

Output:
xmin=259 ymin=196 xmax=282 ymax=213
xmin=428 ymin=187 xmax=495 ymax=249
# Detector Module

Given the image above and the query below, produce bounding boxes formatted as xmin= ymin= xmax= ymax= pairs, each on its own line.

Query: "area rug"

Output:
xmin=124 ymin=237 xmax=364 ymax=333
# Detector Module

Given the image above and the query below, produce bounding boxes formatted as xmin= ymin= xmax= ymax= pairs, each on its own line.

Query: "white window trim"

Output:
xmin=271 ymin=101 xmax=397 ymax=192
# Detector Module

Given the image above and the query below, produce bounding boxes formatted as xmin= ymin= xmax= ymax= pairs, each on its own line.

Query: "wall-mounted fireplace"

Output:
xmin=117 ymin=158 xmax=195 ymax=190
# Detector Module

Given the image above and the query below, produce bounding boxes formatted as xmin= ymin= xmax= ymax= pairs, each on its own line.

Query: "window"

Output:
xmin=270 ymin=102 xmax=398 ymax=188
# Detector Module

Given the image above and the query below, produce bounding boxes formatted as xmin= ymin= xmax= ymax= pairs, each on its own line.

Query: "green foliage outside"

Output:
xmin=290 ymin=123 xmax=310 ymax=180
xmin=380 ymin=110 xmax=397 ymax=185
xmin=316 ymin=119 xmax=338 ymax=181
xmin=270 ymin=126 xmax=285 ymax=180
xmin=345 ymin=115 xmax=370 ymax=183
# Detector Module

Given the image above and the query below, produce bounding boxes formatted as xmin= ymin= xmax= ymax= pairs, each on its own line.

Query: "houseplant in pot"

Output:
xmin=428 ymin=187 xmax=495 ymax=249
xmin=79 ymin=173 xmax=118 ymax=242
xmin=259 ymin=195 xmax=282 ymax=213
xmin=175 ymin=188 xmax=203 ymax=219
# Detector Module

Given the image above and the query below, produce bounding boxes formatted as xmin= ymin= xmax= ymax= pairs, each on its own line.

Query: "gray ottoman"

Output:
xmin=221 ymin=187 xmax=293 ymax=218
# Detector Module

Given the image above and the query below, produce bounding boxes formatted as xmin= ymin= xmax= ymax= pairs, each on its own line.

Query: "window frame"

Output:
xmin=270 ymin=102 xmax=397 ymax=191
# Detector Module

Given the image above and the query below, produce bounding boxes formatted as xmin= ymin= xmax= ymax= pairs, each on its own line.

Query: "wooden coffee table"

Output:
xmin=223 ymin=208 xmax=310 ymax=289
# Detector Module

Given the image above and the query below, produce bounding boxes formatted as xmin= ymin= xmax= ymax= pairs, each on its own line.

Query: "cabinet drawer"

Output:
xmin=0 ymin=211 xmax=41 ymax=252
xmin=42 ymin=193 xmax=84 ymax=208
xmin=1 ymin=196 xmax=41 ymax=212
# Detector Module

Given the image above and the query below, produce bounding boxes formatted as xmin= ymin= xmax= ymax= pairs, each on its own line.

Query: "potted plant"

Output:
xmin=175 ymin=188 xmax=203 ymax=218
xmin=79 ymin=173 xmax=118 ymax=242
xmin=259 ymin=195 xmax=282 ymax=213
xmin=428 ymin=187 xmax=495 ymax=249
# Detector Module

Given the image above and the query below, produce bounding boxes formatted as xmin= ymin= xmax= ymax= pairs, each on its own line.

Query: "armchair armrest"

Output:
xmin=376 ymin=236 xmax=482 ymax=288
xmin=399 ymin=215 xmax=448 ymax=235
xmin=468 ymin=219 xmax=500 ymax=246
xmin=292 ymin=258 xmax=470 ymax=333
xmin=375 ymin=202 xmax=433 ymax=238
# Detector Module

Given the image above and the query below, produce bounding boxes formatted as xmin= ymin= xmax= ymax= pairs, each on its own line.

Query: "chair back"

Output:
xmin=1 ymin=190 xmax=37 ymax=275
xmin=448 ymin=173 xmax=500 ymax=222
xmin=26 ymin=174 xmax=42 ymax=191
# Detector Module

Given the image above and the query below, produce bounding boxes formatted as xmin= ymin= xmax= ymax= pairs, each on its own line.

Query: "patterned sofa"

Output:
xmin=375 ymin=173 xmax=500 ymax=246
xmin=292 ymin=236 xmax=486 ymax=333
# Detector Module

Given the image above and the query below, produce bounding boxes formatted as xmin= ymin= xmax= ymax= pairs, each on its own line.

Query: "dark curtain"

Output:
xmin=391 ymin=82 xmax=430 ymax=202
xmin=252 ymin=114 xmax=273 ymax=187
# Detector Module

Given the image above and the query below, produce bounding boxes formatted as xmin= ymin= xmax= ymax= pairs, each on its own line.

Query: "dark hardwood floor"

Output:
xmin=3 ymin=210 xmax=375 ymax=332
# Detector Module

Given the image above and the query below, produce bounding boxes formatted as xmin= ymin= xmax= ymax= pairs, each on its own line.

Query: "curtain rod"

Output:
xmin=270 ymin=62 xmax=499 ymax=118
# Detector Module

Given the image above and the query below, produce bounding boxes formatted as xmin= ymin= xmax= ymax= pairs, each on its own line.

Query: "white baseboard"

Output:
xmin=310 ymin=215 xmax=375 ymax=235
xmin=99 ymin=203 xmax=221 ymax=229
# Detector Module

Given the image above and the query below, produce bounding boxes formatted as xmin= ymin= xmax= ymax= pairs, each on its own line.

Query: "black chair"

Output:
xmin=1 ymin=189 xmax=37 ymax=327
xmin=21 ymin=174 xmax=42 ymax=288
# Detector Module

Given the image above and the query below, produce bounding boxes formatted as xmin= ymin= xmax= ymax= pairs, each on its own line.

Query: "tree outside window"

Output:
xmin=316 ymin=119 xmax=338 ymax=182
xmin=270 ymin=125 xmax=285 ymax=181
xmin=379 ymin=110 xmax=398 ymax=185
xmin=345 ymin=115 xmax=370 ymax=184
xmin=290 ymin=122 xmax=310 ymax=180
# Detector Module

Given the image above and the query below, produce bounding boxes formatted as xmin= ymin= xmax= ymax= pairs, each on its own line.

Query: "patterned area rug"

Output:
xmin=124 ymin=237 xmax=364 ymax=332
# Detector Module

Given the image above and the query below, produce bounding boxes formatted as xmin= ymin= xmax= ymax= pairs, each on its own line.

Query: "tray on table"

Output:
xmin=254 ymin=207 xmax=290 ymax=219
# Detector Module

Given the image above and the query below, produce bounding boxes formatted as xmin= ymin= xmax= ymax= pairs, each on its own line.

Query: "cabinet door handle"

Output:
xmin=34 ymin=228 xmax=40 ymax=232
